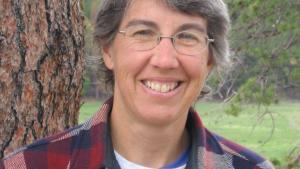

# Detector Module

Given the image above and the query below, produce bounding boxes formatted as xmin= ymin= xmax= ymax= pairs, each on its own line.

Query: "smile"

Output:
xmin=142 ymin=80 xmax=180 ymax=93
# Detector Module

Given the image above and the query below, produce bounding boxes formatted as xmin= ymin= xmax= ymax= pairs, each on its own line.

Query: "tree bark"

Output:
xmin=0 ymin=0 xmax=84 ymax=158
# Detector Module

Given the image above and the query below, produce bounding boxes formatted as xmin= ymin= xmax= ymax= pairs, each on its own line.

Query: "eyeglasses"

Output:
xmin=118 ymin=26 xmax=214 ymax=56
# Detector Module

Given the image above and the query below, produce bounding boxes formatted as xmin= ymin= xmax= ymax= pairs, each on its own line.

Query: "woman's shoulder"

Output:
xmin=208 ymin=131 xmax=275 ymax=169
xmin=1 ymin=117 xmax=107 ymax=169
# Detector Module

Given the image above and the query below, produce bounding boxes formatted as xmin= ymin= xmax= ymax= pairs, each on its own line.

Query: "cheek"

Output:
xmin=183 ymin=58 xmax=210 ymax=81
xmin=180 ymin=48 xmax=211 ymax=76
xmin=112 ymin=50 xmax=147 ymax=81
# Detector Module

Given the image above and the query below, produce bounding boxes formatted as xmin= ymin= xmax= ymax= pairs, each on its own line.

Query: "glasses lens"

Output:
xmin=174 ymin=31 xmax=208 ymax=56
xmin=126 ymin=26 xmax=158 ymax=51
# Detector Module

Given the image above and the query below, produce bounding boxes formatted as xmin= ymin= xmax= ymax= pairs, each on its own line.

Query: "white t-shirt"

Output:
xmin=114 ymin=150 xmax=186 ymax=169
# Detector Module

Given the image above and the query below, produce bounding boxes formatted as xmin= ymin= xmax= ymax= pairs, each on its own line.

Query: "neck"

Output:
xmin=110 ymin=108 xmax=190 ymax=168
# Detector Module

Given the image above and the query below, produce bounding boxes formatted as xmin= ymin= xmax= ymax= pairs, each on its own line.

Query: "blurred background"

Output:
xmin=80 ymin=0 xmax=300 ymax=168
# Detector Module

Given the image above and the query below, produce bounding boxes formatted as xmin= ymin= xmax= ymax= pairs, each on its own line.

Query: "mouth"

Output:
xmin=142 ymin=80 xmax=181 ymax=93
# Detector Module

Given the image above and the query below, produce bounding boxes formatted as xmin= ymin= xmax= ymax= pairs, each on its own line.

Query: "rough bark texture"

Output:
xmin=0 ymin=0 xmax=84 ymax=158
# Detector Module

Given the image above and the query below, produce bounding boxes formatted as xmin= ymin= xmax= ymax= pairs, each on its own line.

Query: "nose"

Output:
xmin=150 ymin=38 xmax=179 ymax=69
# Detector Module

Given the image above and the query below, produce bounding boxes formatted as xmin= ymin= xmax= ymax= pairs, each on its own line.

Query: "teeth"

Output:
xmin=144 ymin=81 xmax=178 ymax=93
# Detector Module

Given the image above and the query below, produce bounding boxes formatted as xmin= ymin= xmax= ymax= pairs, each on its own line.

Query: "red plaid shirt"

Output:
xmin=1 ymin=98 xmax=274 ymax=169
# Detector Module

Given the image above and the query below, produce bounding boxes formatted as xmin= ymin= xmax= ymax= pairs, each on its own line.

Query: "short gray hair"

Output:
xmin=94 ymin=0 xmax=231 ymax=94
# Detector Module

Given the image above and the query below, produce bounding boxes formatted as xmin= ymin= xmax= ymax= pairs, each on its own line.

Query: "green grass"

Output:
xmin=79 ymin=100 xmax=300 ymax=168
xmin=195 ymin=102 xmax=300 ymax=168
xmin=79 ymin=101 xmax=103 ymax=122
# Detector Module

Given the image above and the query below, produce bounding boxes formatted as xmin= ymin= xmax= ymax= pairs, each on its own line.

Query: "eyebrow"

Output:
xmin=124 ymin=20 xmax=159 ymax=30
xmin=123 ymin=19 xmax=207 ymax=34
xmin=176 ymin=23 xmax=207 ymax=34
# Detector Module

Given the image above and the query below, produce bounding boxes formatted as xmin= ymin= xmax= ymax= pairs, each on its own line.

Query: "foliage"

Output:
xmin=83 ymin=0 xmax=102 ymax=55
xmin=82 ymin=75 xmax=91 ymax=96
xmin=221 ymin=1 xmax=300 ymax=168
xmin=215 ymin=0 xmax=300 ymax=112
xmin=82 ymin=0 xmax=103 ymax=98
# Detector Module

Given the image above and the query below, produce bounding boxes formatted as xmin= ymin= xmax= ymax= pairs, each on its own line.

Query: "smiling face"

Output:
xmin=103 ymin=0 xmax=213 ymax=126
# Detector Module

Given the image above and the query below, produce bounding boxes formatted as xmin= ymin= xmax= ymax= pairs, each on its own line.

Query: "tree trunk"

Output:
xmin=0 ymin=0 xmax=84 ymax=158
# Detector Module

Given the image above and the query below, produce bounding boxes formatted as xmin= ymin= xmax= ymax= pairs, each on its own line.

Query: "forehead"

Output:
xmin=120 ymin=0 xmax=207 ymax=32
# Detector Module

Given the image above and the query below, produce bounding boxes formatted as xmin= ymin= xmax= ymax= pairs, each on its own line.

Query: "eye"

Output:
xmin=176 ymin=32 xmax=202 ymax=46
xmin=133 ymin=29 xmax=155 ymax=36
xmin=128 ymin=28 xmax=157 ymax=41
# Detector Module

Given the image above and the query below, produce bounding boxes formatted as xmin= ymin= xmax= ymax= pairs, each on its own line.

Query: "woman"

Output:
xmin=1 ymin=0 xmax=274 ymax=169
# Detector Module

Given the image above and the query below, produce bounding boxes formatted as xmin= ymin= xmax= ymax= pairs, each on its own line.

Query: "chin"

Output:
xmin=135 ymin=106 xmax=184 ymax=126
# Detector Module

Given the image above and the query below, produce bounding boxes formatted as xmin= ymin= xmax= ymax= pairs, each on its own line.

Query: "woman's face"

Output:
xmin=103 ymin=0 xmax=213 ymax=126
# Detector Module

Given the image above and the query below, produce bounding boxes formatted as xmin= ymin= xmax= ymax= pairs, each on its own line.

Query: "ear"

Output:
xmin=101 ymin=45 xmax=114 ymax=70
